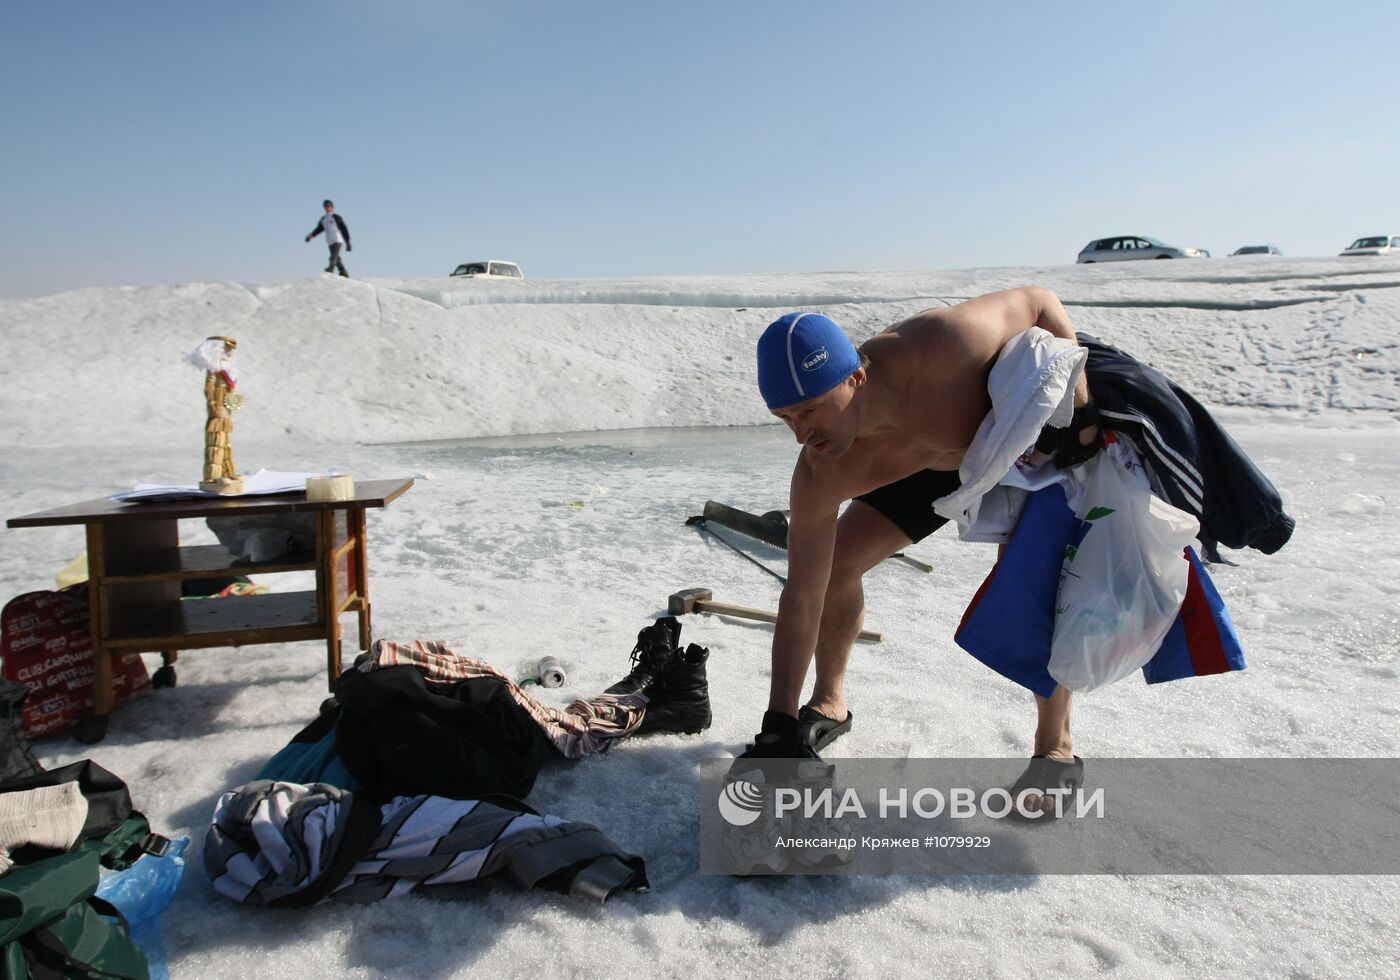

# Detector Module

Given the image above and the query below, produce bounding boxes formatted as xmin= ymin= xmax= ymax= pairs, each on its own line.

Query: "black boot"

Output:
xmin=635 ymin=643 xmax=712 ymax=736
xmin=604 ymin=617 xmax=681 ymax=696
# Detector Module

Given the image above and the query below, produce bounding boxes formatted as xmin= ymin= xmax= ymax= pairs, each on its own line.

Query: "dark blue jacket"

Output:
xmin=1081 ymin=333 xmax=1295 ymax=560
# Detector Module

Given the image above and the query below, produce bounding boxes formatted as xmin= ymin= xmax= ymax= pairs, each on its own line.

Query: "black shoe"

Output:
xmin=797 ymin=705 xmax=852 ymax=752
xmin=605 ymin=617 xmax=681 ymax=696
xmin=635 ymin=642 xmax=712 ymax=735
xmin=738 ymin=710 xmax=820 ymax=760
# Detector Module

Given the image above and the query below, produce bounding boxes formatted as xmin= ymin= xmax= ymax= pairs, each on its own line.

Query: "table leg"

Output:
xmin=352 ymin=506 xmax=371 ymax=650
xmin=318 ymin=510 xmax=342 ymax=691
xmin=84 ymin=525 xmax=115 ymax=717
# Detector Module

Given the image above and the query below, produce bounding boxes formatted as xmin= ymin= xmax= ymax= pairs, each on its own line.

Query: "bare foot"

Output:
xmin=802 ymin=698 xmax=848 ymax=723
xmin=1010 ymin=755 xmax=1084 ymax=819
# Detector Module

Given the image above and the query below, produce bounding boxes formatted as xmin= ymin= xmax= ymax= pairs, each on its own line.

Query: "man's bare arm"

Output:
xmin=944 ymin=287 xmax=1089 ymax=404
xmin=1025 ymin=287 xmax=1090 ymax=407
xmin=767 ymin=459 xmax=840 ymax=716
xmin=1014 ymin=286 xmax=1101 ymax=457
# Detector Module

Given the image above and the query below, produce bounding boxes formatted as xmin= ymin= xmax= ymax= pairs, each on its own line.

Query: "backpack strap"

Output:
xmin=95 ymin=815 xmax=171 ymax=871
xmin=19 ymin=894 xmax=147 ymax=979
xmin=136 ymin=833 xmax=171 ymax=860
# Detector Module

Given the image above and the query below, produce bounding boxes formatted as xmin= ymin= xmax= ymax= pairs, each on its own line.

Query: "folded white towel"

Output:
xmin=0 ymin=781 xmax=89 ymax=874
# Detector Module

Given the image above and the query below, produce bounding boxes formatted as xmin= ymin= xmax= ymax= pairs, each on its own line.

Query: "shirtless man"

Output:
xmin=743 ymin=287 xmax=1100 ymax=791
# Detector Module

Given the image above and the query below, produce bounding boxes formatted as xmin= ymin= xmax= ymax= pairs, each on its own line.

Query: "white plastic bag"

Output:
xmin=1049 ymin=440 xmax=1200 ymax=691
xmin=206 ymin=513 xmax=317 ymax=562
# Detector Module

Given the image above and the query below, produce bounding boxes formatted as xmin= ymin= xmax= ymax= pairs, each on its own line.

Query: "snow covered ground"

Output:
xmin=2 ymin=259 xmax=1398 ymax=978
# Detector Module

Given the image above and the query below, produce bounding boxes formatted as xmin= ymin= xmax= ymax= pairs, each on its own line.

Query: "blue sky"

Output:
xmin=2 ymin=1 xmax=1396 ymax=296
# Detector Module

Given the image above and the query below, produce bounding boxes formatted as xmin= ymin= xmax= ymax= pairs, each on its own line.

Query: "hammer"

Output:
xmin=667 ymin=588 xmax=883 ymax=643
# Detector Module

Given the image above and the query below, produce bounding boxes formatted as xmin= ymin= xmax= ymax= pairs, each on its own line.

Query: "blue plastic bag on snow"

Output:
xmin=96 ymin=836 xmax=188 ymax=980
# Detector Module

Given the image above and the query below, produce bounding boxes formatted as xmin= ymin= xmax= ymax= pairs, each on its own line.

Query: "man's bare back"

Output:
xmin=785 ymin=288 xmax=1082 ymax=515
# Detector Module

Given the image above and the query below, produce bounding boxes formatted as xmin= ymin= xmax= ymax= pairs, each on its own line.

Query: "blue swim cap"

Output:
xmin=757 ymin=312 xmax=860 ymax=411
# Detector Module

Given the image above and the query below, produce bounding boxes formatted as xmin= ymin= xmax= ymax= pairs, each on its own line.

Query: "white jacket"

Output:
xmin=931 ymin=327 xmax=1086 ymax=542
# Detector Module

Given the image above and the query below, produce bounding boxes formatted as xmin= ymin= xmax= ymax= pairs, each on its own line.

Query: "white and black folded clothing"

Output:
xmin=205 ymin=780 xmax=647 ymax=907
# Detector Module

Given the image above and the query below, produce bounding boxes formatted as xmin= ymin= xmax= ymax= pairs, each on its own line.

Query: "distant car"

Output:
xmin=1230 ymin=245 xmax=1283 ymax=256
xmin=449 ymin=260 xmax=524 ymax=279
xmin=1076 ymin=236 xmax=1210 ymax=263
xmin=1338 ymin=236 xmax=1399 ymax=257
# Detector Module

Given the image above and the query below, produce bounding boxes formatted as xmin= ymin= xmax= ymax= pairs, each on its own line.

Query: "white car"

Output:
xmin=1339 ymin=236 xmax=1399 ymax=257
xmin=449 ymin=260 xmax=524 ymax=279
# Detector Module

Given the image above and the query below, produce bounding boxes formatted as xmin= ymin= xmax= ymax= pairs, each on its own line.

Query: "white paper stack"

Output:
xmin=110 ymin=468 xmax=341 ymax=503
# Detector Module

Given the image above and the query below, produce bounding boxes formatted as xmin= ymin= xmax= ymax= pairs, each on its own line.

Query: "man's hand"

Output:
xmin=347 ymin=244 xmax=352 ymax=252
xmin=304 ymin=234 xmax=311 ymax=242
xmin=1035 ymin=402 xmax=1103 ymax=468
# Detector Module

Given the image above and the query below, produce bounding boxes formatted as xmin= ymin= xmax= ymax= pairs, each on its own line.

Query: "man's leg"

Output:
xmin=1034 ymin=686 xmax=1074 ymax=759
xmin=990 ymin=536 xmax=1075 ymax=762
xmin=802 ymin=501 xmax=912 ymax=723
xmin=1012 ymin=687 xmax=1080 ymax=815
xmin=326 ymin=243 xmax=338 ymax=273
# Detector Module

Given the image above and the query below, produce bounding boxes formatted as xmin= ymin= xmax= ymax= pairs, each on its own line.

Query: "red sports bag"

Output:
xmin=0 ymin=589 xmax=150 ymax=738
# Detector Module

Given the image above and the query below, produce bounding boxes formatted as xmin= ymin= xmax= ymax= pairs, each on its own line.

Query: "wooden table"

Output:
xmin=6 ymin=478 xmax=414 ymax=742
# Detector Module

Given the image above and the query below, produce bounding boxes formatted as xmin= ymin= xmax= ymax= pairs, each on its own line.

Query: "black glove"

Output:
xmin=1035 ymin=401 xmax=1104 ymax=468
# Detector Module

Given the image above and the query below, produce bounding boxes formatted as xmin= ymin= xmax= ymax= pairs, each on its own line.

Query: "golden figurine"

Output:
xmin=186 ymin=335 xmax=245 ymax=494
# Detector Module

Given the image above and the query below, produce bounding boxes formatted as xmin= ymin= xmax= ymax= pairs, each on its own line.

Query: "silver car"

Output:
xmin=1339 ymin=236 xmax=1398 ymax=257
xmin=1077 ymin=236 xmax=1210 ymax=263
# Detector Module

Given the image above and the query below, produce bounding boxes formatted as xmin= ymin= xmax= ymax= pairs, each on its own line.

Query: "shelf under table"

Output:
xmin=104 ymin=591 xmax=324 ymax=651
xmin=104 ymin=545 xmax=319 ymax=582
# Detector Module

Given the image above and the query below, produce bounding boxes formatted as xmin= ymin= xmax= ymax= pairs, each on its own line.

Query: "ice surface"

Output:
xmin=2 ymin=262 xmax=1399 ymax=978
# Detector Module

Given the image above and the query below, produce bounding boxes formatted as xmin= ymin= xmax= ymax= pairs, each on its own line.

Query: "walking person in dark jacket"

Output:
xmin=305 ymin=199 xmax=351 ymax=277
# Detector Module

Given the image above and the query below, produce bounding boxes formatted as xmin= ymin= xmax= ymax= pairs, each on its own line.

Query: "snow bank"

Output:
xmin=2 ymin=257 xmax=1398 ymax=452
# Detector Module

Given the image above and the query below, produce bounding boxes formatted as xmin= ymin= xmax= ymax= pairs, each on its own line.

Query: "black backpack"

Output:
xmin=0 ymin=679 xmax=41 ymax=784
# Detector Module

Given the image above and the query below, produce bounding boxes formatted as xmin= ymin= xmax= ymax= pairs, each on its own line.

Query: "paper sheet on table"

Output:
xmin=110 ymin=468 xmax=340 ymax=503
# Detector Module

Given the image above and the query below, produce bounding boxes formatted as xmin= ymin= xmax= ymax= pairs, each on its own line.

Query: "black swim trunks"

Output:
xmin=853 ymin=468 xmax=962 ymax=543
